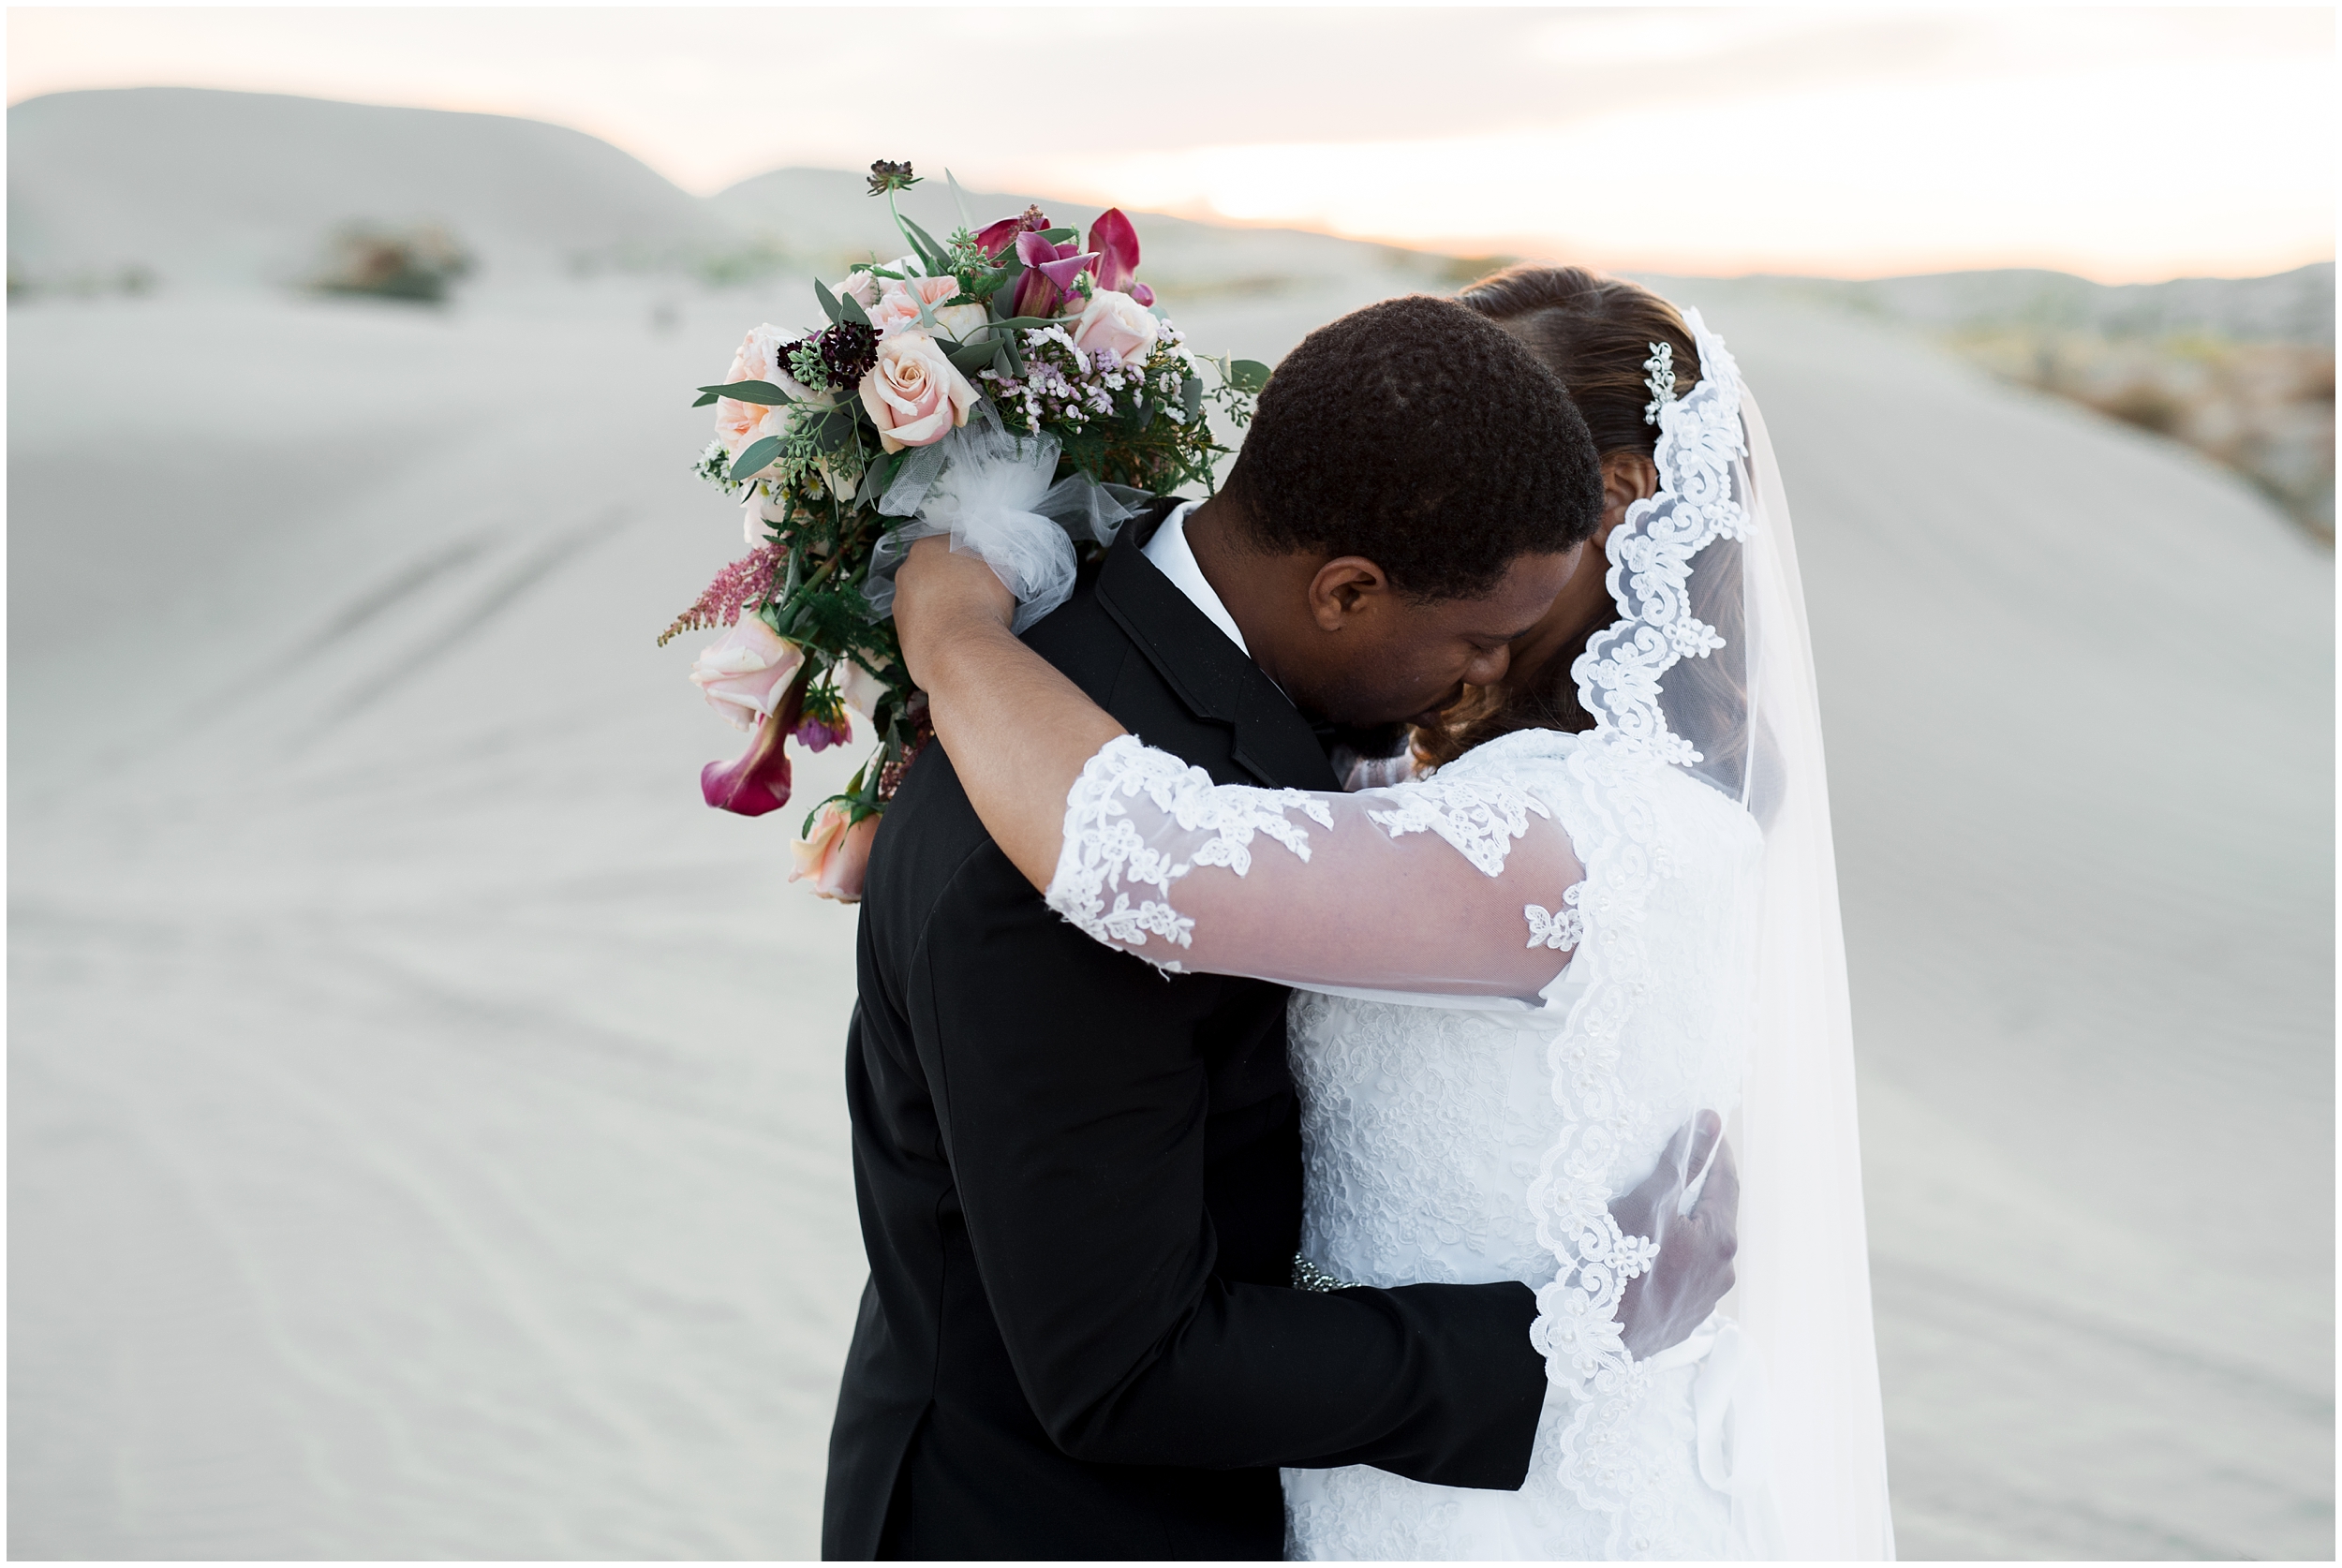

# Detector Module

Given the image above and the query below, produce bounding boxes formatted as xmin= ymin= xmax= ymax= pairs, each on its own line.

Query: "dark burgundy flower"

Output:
xmin=867 ymin=159 xmax=918 ymax=196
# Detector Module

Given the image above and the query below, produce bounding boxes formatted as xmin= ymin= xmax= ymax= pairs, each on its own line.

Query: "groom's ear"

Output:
xmin=1305 ymin=555 xmax=1393 ymax=630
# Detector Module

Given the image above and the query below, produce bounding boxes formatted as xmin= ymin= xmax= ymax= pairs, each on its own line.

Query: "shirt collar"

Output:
xmin=1139 ymin=499 xmax=1250 ymax=657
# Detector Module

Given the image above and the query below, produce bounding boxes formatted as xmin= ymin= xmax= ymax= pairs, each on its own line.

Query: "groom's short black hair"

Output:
xmin=1217 ymin=293 xmax=1603 ymax=600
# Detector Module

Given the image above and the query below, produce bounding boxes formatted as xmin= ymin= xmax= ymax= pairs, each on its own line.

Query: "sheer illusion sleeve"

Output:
xmin=1043 ymin=734 xmax=1586 ymax=999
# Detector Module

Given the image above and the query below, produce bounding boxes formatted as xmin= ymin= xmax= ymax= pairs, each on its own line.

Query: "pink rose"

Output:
xmin=831 ymin=270 xmax=883 ymax=311
xmin=858 ymin=330 xmax=977 ymax=452
xmin=837 ymin=658 xmax=889 ymax=723
xmin=689 ymin=615 xmax=804 ymax=732
xmin=1069 ymin=288 xmax=1160 ymax=367
xmin=791 ymin=799 xmax=881 ymax=902
xmin=833 ymin=256 xmax=917 ymax=313
xmin=870 ymin=274 xmax=959 ymax=336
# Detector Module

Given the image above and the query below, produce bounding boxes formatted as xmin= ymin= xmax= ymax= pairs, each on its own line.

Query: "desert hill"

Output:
xmin=6 ymin=87 xmax=726 ymax=290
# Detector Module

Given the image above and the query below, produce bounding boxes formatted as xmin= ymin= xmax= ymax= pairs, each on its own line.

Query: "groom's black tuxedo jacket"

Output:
xmin=823 ymin=501 xmax=1545 ymax=1561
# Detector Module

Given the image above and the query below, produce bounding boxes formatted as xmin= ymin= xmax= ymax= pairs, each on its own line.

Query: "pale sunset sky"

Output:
xmin=8 ymin=5 xmax=2335 ymax=282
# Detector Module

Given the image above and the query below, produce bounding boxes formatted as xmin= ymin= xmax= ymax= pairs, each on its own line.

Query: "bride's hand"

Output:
xmin=885 ymin=533 xmax=1125 ymax=891
xmin=893 ymin=534 xmax=1019 ymax=690
xmin=1612 ymin=1110 xmax=1740 ymax=1359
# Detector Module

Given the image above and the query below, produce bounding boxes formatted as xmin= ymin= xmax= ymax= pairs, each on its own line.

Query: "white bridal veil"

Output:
xmin=1605 ymin=317 xmax=1895 ymax=1560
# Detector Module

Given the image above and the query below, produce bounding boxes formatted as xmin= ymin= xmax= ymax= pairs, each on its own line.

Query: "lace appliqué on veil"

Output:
xmin=1525 ymin=312 xmax=1754 ymax=1556
xmin=1572 ymin=311 xmax=1750 ymax=771
xmin=1045 ymin=734 xmax=1333 ymax=969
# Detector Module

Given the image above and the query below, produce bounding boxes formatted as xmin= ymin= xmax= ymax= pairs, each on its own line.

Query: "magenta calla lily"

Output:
xmin=703 ymin=716 xmax=793 ymax=816
xmin=976 ymin=206 xmax=1052 ymax=260
xmin=973 ymin=216 xmax=1022 ymax=258
xmin=1011 ymin=229 xmax=1102 ymax=318
xmin=1036 ymin=250 xmax=1100 ymax=292
xmin=1088 ymin=208 xmax=1142 ymax=294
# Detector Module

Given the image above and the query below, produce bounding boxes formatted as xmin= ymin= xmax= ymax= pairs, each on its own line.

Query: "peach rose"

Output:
xmin=689 ymin=615 xmax=804 ymax=732
xmin=791 ymin=799 xmax=881 ymax=902
xmin=1068 ymin=288 xmax=1160 ymax=366
xmin=714 ymin=323 xmax=827 ymax=481
xmin=859 ymin=330 xmax=976 ymax=452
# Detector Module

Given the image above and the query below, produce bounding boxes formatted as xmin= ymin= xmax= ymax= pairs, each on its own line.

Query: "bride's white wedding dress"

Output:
xmin=1043 ymin=316 xmax=1892 ymax=1560
xmin=1281 ymin=728 xmax=1765 ymax=1561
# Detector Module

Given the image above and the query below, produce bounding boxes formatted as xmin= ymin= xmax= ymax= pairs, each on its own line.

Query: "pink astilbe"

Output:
xmin=658 ymin=543 xmax=784 ymax=647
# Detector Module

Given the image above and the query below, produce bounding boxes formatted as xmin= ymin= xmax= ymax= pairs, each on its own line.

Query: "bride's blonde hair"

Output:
xmin=1415 ymin=267 xmax=1746 ymax=787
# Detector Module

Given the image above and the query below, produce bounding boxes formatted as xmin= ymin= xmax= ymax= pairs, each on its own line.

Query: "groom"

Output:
xmin=824 ymin=296 xmax=1737 ymax=1560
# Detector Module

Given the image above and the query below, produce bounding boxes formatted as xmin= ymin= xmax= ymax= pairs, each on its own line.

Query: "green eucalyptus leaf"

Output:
xmin=814 ymin=277 xmax=844 ymax=326
xmin=945 ymin=339 xmax=996 ymax=374
xmin=897 ymin=212 xmax=950 ymax=273
xmin=1181 ymin=377 xmax=1204 ymax=423
xmin=839 ymin=288 xmax=872 ymax=328
xmin=1227 ymin=359 xmax=1273 ymax=393
xmin=691 ymin=391 xmax=719 ymax=407
xmin=729 ymin=435 xmax=783 ymax=481
xmin=699 ymin=379 xmax=793 ymax=405
xmin=1040 ymin=227 xmax=1078 ymax=244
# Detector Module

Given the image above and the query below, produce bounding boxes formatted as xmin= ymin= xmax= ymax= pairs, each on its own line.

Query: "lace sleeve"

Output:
xmin=1043 ymin=734 xmax=1585 ymax=998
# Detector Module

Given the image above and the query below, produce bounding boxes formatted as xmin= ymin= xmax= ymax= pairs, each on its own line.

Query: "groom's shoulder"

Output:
xmin=860 ymin=575 xmax=1141 ymax=939
xmin=1021 ymin=575 xmax=1134 ymax=704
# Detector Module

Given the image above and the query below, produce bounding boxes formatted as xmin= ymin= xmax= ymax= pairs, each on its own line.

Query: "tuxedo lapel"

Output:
xmin=1096 ymin=503 xmax=1341 ymax=792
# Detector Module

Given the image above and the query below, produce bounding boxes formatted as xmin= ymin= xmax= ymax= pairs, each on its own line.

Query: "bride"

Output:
xmin=886 ymin=271 xmax=1892 ymax=1561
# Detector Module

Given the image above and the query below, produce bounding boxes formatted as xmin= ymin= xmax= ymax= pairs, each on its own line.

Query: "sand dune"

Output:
xmin=7 ymin=92 xmax=2332 ymax=1561
xmin=7 ymin=88 xmax=725 ymax=289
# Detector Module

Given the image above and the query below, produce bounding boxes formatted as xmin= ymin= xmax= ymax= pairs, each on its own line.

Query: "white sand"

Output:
xmin=9 ymin=91 xmax=2332 ymax=1561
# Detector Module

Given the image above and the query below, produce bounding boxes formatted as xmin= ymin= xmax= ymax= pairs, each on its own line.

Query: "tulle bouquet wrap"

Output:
xmin=661 ymin=160 xmax=1267 ymax=902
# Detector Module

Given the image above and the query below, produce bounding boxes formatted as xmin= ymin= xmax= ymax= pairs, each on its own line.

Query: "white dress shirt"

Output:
xmin=1141 ymin=500 xmax=1250 ymax=657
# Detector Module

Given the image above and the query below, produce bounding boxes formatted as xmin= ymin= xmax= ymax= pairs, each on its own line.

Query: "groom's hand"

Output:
xmin=1610 ymin=1110 xmax=1741 ymax=1360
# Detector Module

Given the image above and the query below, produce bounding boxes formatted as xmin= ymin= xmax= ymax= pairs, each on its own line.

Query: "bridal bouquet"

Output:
xmin=662 ymin=160 xmax=1267 ymax=901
